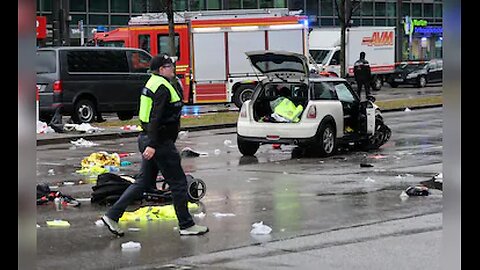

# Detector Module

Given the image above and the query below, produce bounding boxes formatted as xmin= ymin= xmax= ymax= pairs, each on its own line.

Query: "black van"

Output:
xmin=36 ymin=47 xmax=152 ymax=123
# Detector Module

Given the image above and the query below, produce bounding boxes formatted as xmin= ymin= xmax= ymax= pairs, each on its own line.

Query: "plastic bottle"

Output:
xmin=54 ymin=197 xmax=63 ymax=211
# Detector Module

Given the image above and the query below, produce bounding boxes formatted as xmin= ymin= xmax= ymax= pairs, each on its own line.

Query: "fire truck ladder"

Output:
xmin=128 ymin=8 xmax=301 ymax=25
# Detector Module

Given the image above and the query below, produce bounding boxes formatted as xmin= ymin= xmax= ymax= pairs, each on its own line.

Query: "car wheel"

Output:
xmin=237 ymin=137 xmax=260 ymax=156
xmin=417 ymin=76 xmax=427 ymax=88
xmin=371 ymin=76 xmax=383 ymax=91
xmin=233 ymin=85 xmax=255 ymax=108
xmin=362 ymin=117 xmax=392 ymax=150
xmin=72 ymin=99 xmax=96 ymax=123
xmin=316 ymin=122 xmax=336 ymax=157
xmin=186 ymin=177 xmax=206 ymax=202
xmin=117 ymin=111 xmax=134 ymax=121
xmin=389 ymin=82 xmax=398 ymax=88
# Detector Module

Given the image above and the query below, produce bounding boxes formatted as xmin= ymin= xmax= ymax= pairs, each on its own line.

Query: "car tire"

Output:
xmin=233 ymin=84 xmax=255 ymax=109
xmin=72 ymin=99 xmax=96 ymax=124
xmin=117 ymin=111 xmax=134 ymax=121
xmin=237 ymin=137 xmax=259 ymax=156
xmin=316 ymin=122 xmax=336 ymax=157
xmin=371 ymin=76 xmax=383 ymax=91
xmin=417 ymin=76 xmax=427 ymax=88
xmin=361 ymin=116 xmax=391 ymax=151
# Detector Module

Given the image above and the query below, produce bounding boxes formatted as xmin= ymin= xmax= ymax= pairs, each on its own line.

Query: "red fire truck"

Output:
xmin=93 ymin=9 xmax=308 ymax=108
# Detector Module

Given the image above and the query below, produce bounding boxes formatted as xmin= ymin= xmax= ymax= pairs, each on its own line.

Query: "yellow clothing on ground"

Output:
xmin=119 ymin=203 xmax=199 ymax=222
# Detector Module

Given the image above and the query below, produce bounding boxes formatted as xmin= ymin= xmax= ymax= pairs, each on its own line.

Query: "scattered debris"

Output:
xmin=214 ymin=149 xmax=221 ymax=155
xmin=272 ymin=144 xmax=281 ymax=149
xmin=120 ymin=161 xmax=132 ymax=167
xmin=121 ymin=241 xmax=141 ymax=250
xmin=434 ymin=173 xmax=443 ymax=183
xmin=47 ymin=169 xmax=55 ymax=176
xmin=360 ymin=163 xmax=374 ymax=168
xmin=364 ymin=177 xmax=375 ymax=182
xmin=64 ymin=123 xmax=104 ymax=133
xmin=180 ymin=147 xmax=208 ymax=157
xmin=194 ymin=212 xmax=206 ymax=218
xmin=128 ymin=228 xmax=141 ymax=232
xmin=212 ymin=212 xmax=236 ymax=217
xmin=405 ymin=185 xmax=430 ymax=196
xmin=178 ymin=130 xmax=189 ymax=140
xmin=404 ymin=107 xmax=411 ymax=112
xmin=250 ymin=221 xmax=272 ymax=235
xmin=46 ymin=220 xmax=70 ymax=227
xmin=95 ymin=219 xmax=104 ymax=227
xmin=368 ymin=154 xmax=387 ymax=159
xmin=70 ymin=138 xmax=98 ymax=147
xmin=37 ymin=121 xmax=55 ymax=134
xmin=118 ymin=152 xmax=135 ymax=158
xmin=120 ymin=125 xmax=142 ymax=131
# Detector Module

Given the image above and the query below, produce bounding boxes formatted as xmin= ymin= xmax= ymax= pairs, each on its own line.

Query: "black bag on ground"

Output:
xmin=91 ymin=173 xmax=136 ymax=205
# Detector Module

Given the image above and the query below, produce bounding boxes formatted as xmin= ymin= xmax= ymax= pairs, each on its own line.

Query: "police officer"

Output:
xmin=101 ymin=54 xmax=209 ymax=237
xmin=353 ymin=51 xmax=372 ymax=99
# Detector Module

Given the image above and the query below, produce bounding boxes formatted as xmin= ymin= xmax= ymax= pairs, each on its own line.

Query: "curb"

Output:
xmin=381 ymin=103 xmax=442 ymax=113
xmin=37 ymin=104 xmax=442 ymax=146
xmin=37 ymin=123 xmax=238 ymax=146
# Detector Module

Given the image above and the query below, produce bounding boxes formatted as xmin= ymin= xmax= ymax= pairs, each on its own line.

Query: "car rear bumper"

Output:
xmin=237 ymin=133 xmax=317 ymax=146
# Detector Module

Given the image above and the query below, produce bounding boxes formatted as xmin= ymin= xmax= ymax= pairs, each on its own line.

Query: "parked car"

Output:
xmin=387 ymin=59 xmax=443 ymax=88
xmin=237 ymin=51 xmax=391 ymax=157
xmin=36 ymin=46 xmax=152 ymax=123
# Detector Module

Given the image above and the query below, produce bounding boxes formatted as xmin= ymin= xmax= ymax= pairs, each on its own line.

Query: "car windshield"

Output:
xmin=36 ymin=51 xmax=56 ymax=74
xmin=396 ymin=63 xmax=427 ymax=72
xmin=99 ymin=40 xmax=125 ymax=47
xmin=309 ymin=49 xmax=331 ymax=65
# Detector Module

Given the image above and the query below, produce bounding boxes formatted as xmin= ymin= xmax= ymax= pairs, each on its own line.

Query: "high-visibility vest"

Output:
xmin=138 ymin=74 xmax=180 ymax=123
xmin=272 ymin=97 xmax=303 ymax=123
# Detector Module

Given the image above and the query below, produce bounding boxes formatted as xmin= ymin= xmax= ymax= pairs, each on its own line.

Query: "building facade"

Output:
xmin=36 ymin=0 xmax=442 ymax=60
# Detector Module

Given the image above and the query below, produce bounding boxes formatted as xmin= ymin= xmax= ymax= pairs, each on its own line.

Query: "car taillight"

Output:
xmin=307 ymin=105 xmax=316 ymax=118
xmin=53 ymin=80 xmax=63 ymax=94
xmin=240 ymin=104 xmax=247 ymax=118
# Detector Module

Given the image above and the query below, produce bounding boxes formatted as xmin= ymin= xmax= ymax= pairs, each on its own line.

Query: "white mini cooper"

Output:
xmin=237 ymin=51 xmax=391 ymax=157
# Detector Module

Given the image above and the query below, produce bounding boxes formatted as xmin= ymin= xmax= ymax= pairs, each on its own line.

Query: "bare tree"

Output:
xmin=334 ymin=0 xmax=360 ymax=78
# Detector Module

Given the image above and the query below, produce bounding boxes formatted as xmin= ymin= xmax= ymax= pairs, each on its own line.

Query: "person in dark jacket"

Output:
xmin=101 ymin=54 xmax=209 ymax=237
xmin=353 ymin=51 xmax=372 ymax=99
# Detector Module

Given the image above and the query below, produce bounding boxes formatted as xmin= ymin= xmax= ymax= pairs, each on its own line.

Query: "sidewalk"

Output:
xmin=37 ymin=94 xmax=442 ymax=146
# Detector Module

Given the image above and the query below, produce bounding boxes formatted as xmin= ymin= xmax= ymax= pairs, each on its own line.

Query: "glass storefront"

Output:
xmin=36 ymin=0 xmax=443 ymax=60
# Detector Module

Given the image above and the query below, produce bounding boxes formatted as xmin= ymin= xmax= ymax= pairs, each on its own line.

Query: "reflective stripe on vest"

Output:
xmin=138 ymin=75 xmax=180 ymax=123
xmin=273 ymin=98 xmax=303 ymax=123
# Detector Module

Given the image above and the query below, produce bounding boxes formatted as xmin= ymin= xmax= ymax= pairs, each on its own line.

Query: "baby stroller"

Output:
xmin=143 ymin=174 xmax=207 ymax=203
xmin=91 ymin=173 xmax=206 ymax=206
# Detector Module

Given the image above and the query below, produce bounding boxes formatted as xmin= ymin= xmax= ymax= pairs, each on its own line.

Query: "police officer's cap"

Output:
xmin=150 ymin=53 xmax=173 ymax=71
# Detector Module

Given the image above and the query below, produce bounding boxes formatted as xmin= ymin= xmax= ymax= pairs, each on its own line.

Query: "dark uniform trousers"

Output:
xmin=356 ymin=80 xmax=371 ymax=99
xmin=106 ymin=133 xmax=195 ymax=230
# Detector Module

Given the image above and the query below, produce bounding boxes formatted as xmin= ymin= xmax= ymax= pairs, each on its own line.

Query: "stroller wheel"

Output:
xmin=187 ymin=178 xmax=206 ymax=201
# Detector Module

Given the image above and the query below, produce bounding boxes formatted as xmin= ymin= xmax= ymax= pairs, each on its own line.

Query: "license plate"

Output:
xmin=394 ymin=78 xmax=403 ymax=82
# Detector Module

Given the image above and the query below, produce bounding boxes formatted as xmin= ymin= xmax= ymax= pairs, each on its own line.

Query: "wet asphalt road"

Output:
xmin=36 ymin=107 xmax=443 ymax=269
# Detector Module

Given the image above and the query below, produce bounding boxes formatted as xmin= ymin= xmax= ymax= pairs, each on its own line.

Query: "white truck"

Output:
xmin=309 ymin=27 xmax=396 ymax=90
